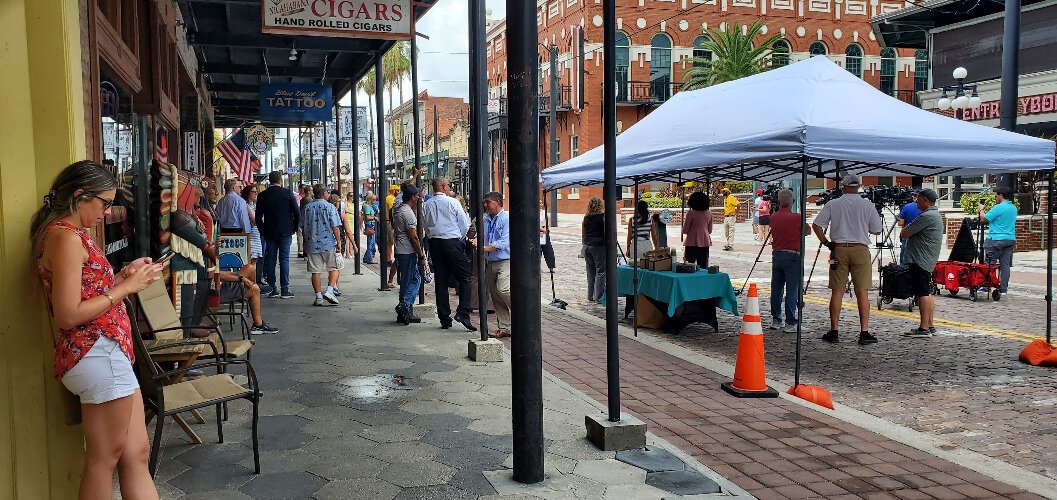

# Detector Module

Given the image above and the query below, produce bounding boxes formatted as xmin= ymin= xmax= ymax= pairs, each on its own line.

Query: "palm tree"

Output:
xmin=382 ymin=41 xmax=410 ymax=171
xmin=358 ymin=69 xmax=378 ymax=180
xmin=681 ymin=22 xmax=783 ymax=91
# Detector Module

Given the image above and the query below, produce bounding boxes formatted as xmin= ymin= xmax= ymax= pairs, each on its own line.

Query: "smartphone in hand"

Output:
xmin=156 ymin=250 xmax=176 ymax=265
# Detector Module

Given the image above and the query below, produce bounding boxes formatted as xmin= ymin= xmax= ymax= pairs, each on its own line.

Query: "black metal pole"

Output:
xmin=324 ymin=119 xmax=330 ymax=186
xmin=375 ymin=56 xmax=389 ymax=290
xmin=309 ymin=124 xmax=316 ymax=184
xmin=352 ymin=98 xmax=362 ymax=275
xmin=1047 ymin=169 xmax=1054 ymax=343
xmin=285 ymin=127 xmax=292 ymax=190
xmin=795 ymin=158 xmax=809 ymax=387
xmin=602 ymin=0 xmax=621 ymax=423
xmin=549 ymin=45 xmax=560 ymax=228
xmin=633 ymin=177 xmax=640 ymax=338
xmin=998 ymin=0 xmax=1022 ymax=194
xmin=506 ymin=0 xmax=544 ymax=484
xmin=470 ymin=0 xmax=489 ymax=340
xmin=412 ymin=35 xmax=425 ymax=304
xmin=679 ymin=173 xmax=685 ymax=242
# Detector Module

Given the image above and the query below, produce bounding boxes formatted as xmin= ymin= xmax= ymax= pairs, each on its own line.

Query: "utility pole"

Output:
xmin=411 ymin=34 xmax=424 ymax=304
xmin=506 ymin=0 xmax=544 ymax=484
xmin=998 ymin=0 xmax=1021 ymax=196
xmin=375 ymin=56 xmax=389 ymax=290
xmin=470 ymin=0 xmax=489 ymax=339
xmin=352 ymin=97 xmax=362 ymax=276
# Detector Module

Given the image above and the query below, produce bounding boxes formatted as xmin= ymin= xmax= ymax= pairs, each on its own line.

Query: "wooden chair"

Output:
xmin=127 ymin=298 xmax=261 ymax=477
xmin=137 ymin=280 xmax=253 ymax=359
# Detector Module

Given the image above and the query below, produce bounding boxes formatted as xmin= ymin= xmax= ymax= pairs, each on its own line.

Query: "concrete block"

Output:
xmin=468 ymin=339 xmax=504 ymax=362
xmin=585 ymin=412 xmax=647 ymax=451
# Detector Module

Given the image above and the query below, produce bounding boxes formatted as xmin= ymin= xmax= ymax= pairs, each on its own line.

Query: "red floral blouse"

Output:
xmin=37 ymin=220 xmax=134 ymax=379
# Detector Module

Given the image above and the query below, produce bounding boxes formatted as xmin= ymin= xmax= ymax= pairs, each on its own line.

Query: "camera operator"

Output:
xmin=769 ymin=189 xmax=809 ymax=332
xmin=900 ymin=189 xmax=943 ymax=338
xmin=812 ymin=175 xmax=883 ymax=345
xmin=978 ymin=187 xmax=1016 ymax=297
xmin=896 ymin=196 xmax=921 ymax=264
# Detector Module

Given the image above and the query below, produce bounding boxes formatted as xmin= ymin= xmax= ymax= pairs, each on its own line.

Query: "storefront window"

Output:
xmin=99 ymin=79 xmax=138 ymax=268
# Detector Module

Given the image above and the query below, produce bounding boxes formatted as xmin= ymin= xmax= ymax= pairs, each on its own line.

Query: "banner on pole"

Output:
xmin=183 ymin=132 xmax=199 ymax=172
xmin=259 ymin=83 xmax=333 ymax=122
xmin=262 ymin=0 xmax=412 ymax=40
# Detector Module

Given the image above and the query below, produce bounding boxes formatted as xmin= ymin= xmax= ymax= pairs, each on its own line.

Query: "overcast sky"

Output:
xmin=342 ymin=0 xmax=506 ymax=113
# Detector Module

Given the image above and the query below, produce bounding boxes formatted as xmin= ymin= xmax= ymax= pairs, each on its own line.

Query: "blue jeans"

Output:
xmin=770 ymin=252 xmax=802 ymax=325
xmin=983 ymin=238 xmax=1015 ymax=292
xmin=263 ymin=235 xmax=292 ymax=292
xmin=363 ymin=231 xmax=377 ymax=262
xmin=899 ymin=238 xmax=907 ymax=265
xmin=396 ymin=253 xmax=421 ymax=308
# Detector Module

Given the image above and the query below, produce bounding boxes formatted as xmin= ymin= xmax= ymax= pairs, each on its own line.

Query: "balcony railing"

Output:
xmin=617 ymin=80 xmax=681 ymax=104
xmin=488 ymin=84 xmax=573 ymax=118
xmin=884 ymin=89 xmax=920 ymax=107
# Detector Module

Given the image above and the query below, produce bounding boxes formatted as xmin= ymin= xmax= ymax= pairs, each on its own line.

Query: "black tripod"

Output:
xmin=736 ymin=227 xmax=772 ymax=296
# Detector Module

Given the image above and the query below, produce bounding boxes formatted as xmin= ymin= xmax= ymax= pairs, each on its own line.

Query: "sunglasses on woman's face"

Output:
xmin=93 ymin=195 xmax=115 ymax=209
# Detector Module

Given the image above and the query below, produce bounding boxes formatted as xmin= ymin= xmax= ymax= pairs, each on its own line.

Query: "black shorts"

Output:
xmin=908 ymin=263 xmax=932 ymax=297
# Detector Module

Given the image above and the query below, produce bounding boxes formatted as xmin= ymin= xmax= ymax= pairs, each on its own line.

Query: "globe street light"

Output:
xmin=936 ymin=67 xmax=982 ymax=115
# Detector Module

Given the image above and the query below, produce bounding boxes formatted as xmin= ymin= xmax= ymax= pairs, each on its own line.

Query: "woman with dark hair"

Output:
xmin=626 ymin=199 xmax=655 ymax=261
xmin=31 ymin=161 xmax=162 ymax=499
xmin=241 ymin=184 xmax=265 ymax=284
xmin=581 ymin=196 xmax=607 ymax=302
xmin=682 ymin=191 xmax=714 ymax=267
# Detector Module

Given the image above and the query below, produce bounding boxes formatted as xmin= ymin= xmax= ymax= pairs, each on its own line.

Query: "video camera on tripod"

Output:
xmin=759 ymin=183 xmax=783 ymax=214
xmin=815 ymin=184 xmax=915 ymax=212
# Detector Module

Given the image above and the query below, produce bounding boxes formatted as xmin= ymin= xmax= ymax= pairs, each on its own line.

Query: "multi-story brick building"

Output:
xmin=487 ymin=0 xmax=925 ymax=213
xmin=386 ymin=91 xmax=471 ymax=190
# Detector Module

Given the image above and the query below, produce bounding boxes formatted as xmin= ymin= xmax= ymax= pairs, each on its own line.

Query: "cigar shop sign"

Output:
xmin=262 ymin=0 xmax=412 ymax=40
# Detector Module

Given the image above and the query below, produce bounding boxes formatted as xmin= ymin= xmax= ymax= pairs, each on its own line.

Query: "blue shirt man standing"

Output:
xmin=215 ymin=178 xmax=251 ymax=233
xmin=480 ymin=191 xmax=511 ymax=338
xmin=979 ymin=187 xmax=1017 ymax=296
xmin=302 ymin=184 xmax=343 ymax=306
xmin=897 ymin=198 xmax=921 ymax=264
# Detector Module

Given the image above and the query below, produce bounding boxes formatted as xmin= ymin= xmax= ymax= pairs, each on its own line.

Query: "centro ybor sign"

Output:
xmin=262 ymin=0 xmax=412 ymax=40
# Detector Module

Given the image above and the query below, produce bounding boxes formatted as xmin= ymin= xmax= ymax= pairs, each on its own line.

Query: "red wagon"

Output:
xmin=932 ymin=261 xmax=1001 ymax=301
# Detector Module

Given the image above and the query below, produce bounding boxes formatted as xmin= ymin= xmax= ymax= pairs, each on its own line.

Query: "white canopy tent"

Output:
xmin=541 ymin=56 xmax=1055 ymax=190
xmin=540 ymin=56 xmax=1056 ymax=386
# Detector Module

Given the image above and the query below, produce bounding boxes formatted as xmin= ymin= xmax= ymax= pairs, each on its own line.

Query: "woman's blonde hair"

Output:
xmin=586 ymin=196 xmax=604 ymax=215
xmin=30 ymin=161 xmax=118 ymax=253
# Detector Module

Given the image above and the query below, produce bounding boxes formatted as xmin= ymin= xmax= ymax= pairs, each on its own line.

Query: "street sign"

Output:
xmin=262 ymin=0 xmax=412 ymax=41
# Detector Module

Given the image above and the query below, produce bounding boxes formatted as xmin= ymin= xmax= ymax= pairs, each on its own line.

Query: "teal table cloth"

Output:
xmin=615 ymin=266 xmax=739 ymax=317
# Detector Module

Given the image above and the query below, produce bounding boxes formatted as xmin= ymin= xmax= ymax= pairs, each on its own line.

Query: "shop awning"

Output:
xmin=541 ymin=56 xmax=1056 ymax=190
xmin=177 ymin=0 xmax=437 ymax=127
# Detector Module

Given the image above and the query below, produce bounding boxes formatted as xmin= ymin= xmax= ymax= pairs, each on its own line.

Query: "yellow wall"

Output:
xmin=1 ymin=0 xmax=89 ymax=498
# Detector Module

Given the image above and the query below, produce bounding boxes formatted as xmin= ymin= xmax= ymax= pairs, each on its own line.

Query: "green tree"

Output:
xmin=681 ymin=22 xmax=782 ymax=91
xmin=382 ymin=41 xmax=410 ymax=168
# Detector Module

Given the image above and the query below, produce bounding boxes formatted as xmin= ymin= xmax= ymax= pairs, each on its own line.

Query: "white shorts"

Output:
xmin=307 ymin=250 xmax=344 ymax=273
xmin=61 ymin=336 xmax=139 ymax=405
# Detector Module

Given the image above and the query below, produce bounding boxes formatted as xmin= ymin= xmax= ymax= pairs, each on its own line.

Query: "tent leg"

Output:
xmin=633 ymin=177 xmax=640 ymax=338
xmin=1047 ymin=168 xmax=1054 ymax=344
xmin=795 ymin=159 xmax=809 ymax=388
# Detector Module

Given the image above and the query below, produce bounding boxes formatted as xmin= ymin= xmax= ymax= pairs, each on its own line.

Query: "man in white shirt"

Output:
xmin=812 ymin=174 xmax=883 ymax=345
xmin=421 ymin=177 xmax=475 ymax=331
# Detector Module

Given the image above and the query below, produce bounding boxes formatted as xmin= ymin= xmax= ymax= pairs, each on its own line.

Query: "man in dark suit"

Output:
xmin=256 ymin=171 xmax=300 ymax=298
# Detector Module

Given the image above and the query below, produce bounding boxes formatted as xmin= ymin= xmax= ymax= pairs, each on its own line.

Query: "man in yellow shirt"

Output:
xmin=722 ymin=188 xmax=739 ymax=250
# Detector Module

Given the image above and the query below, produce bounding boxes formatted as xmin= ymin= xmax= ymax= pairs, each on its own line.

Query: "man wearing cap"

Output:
xmin=979 ymin=186 xmax=1017 ymax=299
xmin=393 ymin=184 xmax=426 ymax=325
xmin=383 ymin=184 xmax=402 ymax=288
xmin=722 ymin=188 xmax=739 ymax=251
xmin=812 ymin=174 xmax=883 ymax=345
xmin=900 ymin=189 xmax=943 ymax=338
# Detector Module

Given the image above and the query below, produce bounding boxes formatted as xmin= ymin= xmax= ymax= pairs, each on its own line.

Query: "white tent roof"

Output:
xmin=541 ymin=56 xmax=1055 ymax=190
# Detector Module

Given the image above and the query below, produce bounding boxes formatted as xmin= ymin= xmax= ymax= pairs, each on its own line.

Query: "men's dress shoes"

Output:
xmin=454 ymin=314 xmax=477 ymax=332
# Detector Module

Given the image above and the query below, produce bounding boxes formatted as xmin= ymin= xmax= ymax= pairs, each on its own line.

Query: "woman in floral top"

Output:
xmin=32 ymin=161 xmax=162 ymax=500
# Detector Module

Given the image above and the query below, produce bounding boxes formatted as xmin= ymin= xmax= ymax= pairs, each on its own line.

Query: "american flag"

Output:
xmin=218 ymin=129 xmax=253 ymax=184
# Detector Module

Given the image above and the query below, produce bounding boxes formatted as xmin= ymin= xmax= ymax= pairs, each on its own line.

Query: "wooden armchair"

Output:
xmin=136 ymin=280 xmax=253 ymax=359
xmin=127 ymin=298 xmax=261 ymax=477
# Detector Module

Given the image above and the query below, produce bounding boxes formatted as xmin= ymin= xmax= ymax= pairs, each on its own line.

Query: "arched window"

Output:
xmin=650 ymin=33 xmax=673 ymax=101
xmin=845 ymin=44 xmax=863 ymax=78
xmin=809 ymin=41 xmax=828 ymax=56
xmin=880 ymin=47 xmax=897 ymax=94
xmin=771 ymin=39 xmax=790 ymax=67
xmin=693 ymin=35 xmax=712 ymax=68
xmin=616 ymin=30 xmax=630 ymax=101
xmin=914 ymin=49 xmax=929 ymax=91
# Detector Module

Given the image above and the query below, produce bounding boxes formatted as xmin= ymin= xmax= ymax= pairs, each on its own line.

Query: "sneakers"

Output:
xmin=313 ymin=297 xmax=326 ymax=306
xmin=782 ymin=324 xmax=799 ymax=334
xmin=333 ymin=287 xmax=342 ymax=297
xmin=280 ymin=290 xmax=295 ymax=299
xmin=267 ymin=288 xmax=280 ymax=298
xmin=770 ymin=318 xmax=783 ymax=330
xmin=858 ymin=331 xmax=878 ymax=345
xmin=904 ymin=328 xmax=933 ymax=338
xmin=821 ymin=330 xmax=839 ymax=343
xmin=322 ymin=290 xmax=339 ymax=305
xmin=250 ymin=322 xmax=280 ymax=335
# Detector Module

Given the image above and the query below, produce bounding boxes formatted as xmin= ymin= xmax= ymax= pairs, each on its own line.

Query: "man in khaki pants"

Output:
xmin=812 ymin=174 xmax=883 ymax=345
xmin=721 ymin=188 xmax=739 ymax=250
xmin=479 ymin=191 xmax=512 ymax=338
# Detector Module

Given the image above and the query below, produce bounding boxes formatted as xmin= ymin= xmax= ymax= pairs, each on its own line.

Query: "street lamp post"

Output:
xmin=936 ymin=67 xmax=983 ymax=205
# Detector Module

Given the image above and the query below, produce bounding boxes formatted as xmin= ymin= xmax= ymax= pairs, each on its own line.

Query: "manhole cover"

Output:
xmin=333 ymin=374 xmax=415 ymax=405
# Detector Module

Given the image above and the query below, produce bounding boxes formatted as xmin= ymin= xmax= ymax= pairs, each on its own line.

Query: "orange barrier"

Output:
xmin=721 ymin=284 xmax=778 ymax=398
xmin=788 ymin=384 xmax=834 ymax=410
xmin=1019 ymin=339 xmax=1057 ymax=367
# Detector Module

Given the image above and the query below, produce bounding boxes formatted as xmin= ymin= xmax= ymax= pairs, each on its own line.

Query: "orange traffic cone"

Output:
xmin=721 ymin=284 xmax=779 ymax=398
xmin=788 ymin=384 xmax=834 ymax=409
